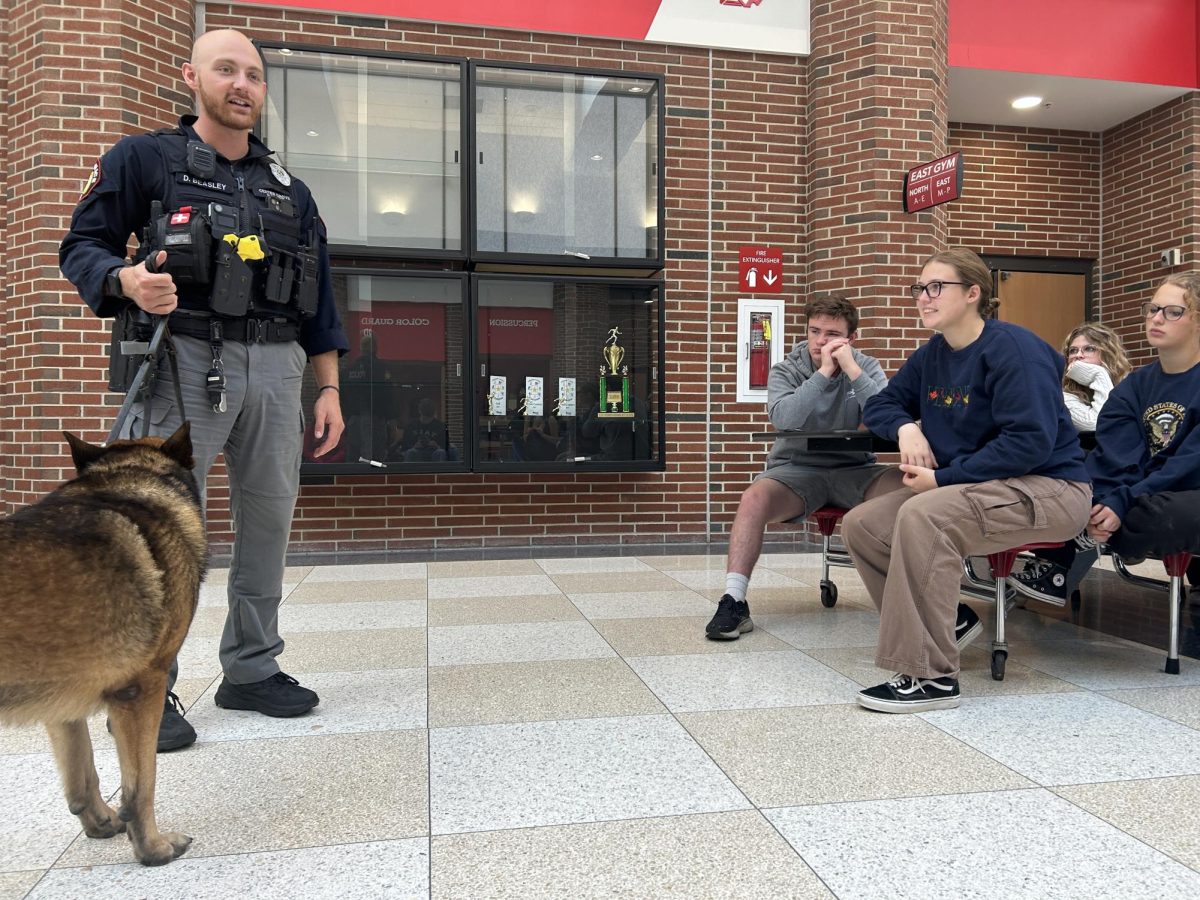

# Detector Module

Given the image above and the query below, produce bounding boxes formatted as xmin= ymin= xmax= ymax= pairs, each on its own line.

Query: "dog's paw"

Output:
xmin=136 ymin=831 xmax=192 ymax=867
xmin=81 ymin=804 xmax=126 ymax=839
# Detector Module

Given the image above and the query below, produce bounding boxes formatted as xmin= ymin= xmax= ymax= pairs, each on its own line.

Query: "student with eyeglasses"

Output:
xmin=1014 ymin=274 xmax=1200 ymax=606
xmin=1059 ymin=322 xmax=1132 ymax=433
xmin=839 ymin=248 xmax=1092 ymax=712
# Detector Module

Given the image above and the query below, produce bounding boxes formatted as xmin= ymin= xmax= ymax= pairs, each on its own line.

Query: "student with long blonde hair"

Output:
xmin=1060 ymin=322 xmax=1131 ymax=432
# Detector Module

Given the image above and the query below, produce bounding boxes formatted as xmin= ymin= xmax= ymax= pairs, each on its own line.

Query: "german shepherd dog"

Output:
xmin=0 ymin=423 xmax=206 ymax=865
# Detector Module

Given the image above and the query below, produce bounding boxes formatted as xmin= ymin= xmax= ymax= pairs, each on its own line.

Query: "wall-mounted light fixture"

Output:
xmin=1011 ymin=95 xmax=1044 ymax=110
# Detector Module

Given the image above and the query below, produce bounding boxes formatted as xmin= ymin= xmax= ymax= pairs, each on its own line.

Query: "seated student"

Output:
xmin=840 ymin=248 xmax=1091 ymax=712
xmin=1013 ymin=274 xmax=1200 ymax=604
xmin=705 ymin=293 xmax=893 ymax=640
xmin=1060 ymin=322 xmax=1131 ymax=433
xmin=402 ymin=397 xmax=449 ymax=462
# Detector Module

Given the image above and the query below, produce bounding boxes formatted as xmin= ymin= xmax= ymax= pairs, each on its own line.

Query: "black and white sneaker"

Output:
xmin=1011 ymin=558 xmax=1070 ymax=606
xmin=857 ymin=674 xmax=961 ymax=713
xmin=705 ymin=594 xmax=753 ymax=640
xmin=955 ymin=603 xmax=982 ymax=650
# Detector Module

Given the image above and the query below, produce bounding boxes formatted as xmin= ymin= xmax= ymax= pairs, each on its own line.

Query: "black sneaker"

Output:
xmin=857 ymin=674 xmax=961 ymax=713
xmin=955 ymin=603 xmax=983 ymax=650
xmin=1011 ymin=558 xmax=1070 ymax=606
xmin=706 ymin=594 xmax=753 ymax=640
xmin=214 ymin=672 xmax=319 ymax=718
xmin=158 ymin=691 xmax=197 ymax=751
xmin=106 ymin=690 xmax=196 ymax=753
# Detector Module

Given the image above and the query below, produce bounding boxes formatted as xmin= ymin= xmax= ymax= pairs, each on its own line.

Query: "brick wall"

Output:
xmin=1 ymin=4 xmax=11 ymax=507
xmin=947 ymin=124 xmax=1100 ymax=259
xmin=805 ymin=0 xmax=950 ymax=372
xmin=1101 ymin=94 xmax=1200 ymax=365
xmin=3 ymin=0 xmax=193 ymax=518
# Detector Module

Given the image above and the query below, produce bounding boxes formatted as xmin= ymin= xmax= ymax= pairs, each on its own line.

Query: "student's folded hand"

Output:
xmin=899 ymin=463 xmax=937 ymax=493
xmin=1087 ymin=503 xmax=1121 ymax=541
xmin=897 ymin=422 xmax=937 ymax=468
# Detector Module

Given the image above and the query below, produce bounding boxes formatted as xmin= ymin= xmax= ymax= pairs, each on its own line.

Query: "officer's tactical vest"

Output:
xmin=138 ymin=128 xmax=315 ymax=321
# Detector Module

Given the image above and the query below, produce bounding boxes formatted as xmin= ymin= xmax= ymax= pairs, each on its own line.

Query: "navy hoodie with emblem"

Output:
xmin=864 ymin=319 xmax=1089 ymax=486
xmin=1085 ymin=359 xmax=1200 ymax=519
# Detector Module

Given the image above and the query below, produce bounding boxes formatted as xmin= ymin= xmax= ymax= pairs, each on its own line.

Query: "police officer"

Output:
xmin=60 ymin=29 xmax=348 ymax=751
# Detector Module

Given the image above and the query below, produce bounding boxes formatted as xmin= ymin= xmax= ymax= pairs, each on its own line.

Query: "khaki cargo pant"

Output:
xmin=842 ymin=475 xmax=1091 ymax=679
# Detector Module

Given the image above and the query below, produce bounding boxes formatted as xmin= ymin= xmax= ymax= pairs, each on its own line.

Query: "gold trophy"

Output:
xmin=598 ymin=327 xmax=634 ymax=419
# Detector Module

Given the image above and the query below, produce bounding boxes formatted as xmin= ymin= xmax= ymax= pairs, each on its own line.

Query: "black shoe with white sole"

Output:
xmin=706 ymin=594 xmax=753 ymax=640
xmin=857 ymin=673 xmax=961 ymax=713
xmin=954 ymin=603 xmax=982 ymax=650
xmin=1011 ymin=558 xmax=1070 ymax=605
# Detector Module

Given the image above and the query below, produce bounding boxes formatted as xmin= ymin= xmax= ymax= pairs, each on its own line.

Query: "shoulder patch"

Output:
xmin=79 ymin=160 xmax=102 ymax=201
xmin=269 ymin=162 xmax=292 ymax=186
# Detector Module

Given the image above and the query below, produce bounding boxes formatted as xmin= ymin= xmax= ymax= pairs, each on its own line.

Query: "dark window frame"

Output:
xmin=467 ymin=60 xmax=666 ymax=275
xmin=300 ymin=267 xmax=470 ymax=478
xmin=256 ymin=41 xmax=471 ymax=265
xmin=255 ymin=43 xmax=669 ymax=478
xmin=469 ymin=272 xmax=667 ymax=473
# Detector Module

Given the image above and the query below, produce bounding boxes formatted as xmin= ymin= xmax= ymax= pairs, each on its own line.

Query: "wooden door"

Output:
xmin=995 ymin=270 xmax=1087 ymax=351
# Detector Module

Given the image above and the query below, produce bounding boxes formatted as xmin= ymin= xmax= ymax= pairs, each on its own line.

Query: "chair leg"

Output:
xmin=991 ymin=571 xmax=1008 ymax=681
xmin=1167 ymin=572 xmax=1183 ymax=675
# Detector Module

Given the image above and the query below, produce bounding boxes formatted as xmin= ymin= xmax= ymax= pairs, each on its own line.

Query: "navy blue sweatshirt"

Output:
xmin=1087 ymin=359 xmax=1200 ymax=519
xmin=864 ymin=319 xmax=1089 ymax=486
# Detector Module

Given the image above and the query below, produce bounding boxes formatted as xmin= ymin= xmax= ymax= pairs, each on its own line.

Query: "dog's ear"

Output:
xmin=159 ymin=421 xmax=195 ymax=470
xmin=64 ymin=432 xmax=107 ymax=474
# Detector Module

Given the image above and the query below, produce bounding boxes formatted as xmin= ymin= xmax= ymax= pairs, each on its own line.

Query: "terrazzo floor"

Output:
xmin=4 ymin=552 xmax=1200 ymax=899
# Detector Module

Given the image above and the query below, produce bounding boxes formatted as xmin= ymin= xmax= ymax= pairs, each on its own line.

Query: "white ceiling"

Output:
xmin=948 ymin=67 xmax=1193 ymax=133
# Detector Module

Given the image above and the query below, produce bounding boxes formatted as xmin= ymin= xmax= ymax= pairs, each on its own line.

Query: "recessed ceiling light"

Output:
xmin=629 ymin=86 xmax=645 ymax=93
xmin=590 ymin=153 xmax=604 ymax=161
xmin=277 ymin=48 xmax=293 ymax=55
xmin=1011 ymin=95 xmax=1044 ymax=110
xmin=306 ymin=130 xmax=319 ymax=137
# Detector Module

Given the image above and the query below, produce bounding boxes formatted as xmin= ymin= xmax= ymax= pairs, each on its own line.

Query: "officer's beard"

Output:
xmin=195 ymin=75 xmax=262 ymax=133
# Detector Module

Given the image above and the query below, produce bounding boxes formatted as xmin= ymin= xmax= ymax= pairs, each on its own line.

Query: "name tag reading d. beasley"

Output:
xmin=179 ymin=173 xmax=228 ymax=192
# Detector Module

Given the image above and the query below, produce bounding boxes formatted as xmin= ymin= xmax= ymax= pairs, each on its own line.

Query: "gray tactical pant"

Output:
xmin=125 ymin=334 xmax=306 ymax=685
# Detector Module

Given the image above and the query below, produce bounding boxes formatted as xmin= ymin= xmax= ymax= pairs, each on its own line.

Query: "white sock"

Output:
xmin=725 ymin=572 xmax=750 ymax=603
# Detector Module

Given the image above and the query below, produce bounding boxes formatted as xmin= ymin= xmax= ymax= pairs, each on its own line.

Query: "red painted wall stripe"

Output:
xmin=949 ymin=0 xmax=1199 ymax=88
xmin=238 ymin=0 xmax=663 ymax=41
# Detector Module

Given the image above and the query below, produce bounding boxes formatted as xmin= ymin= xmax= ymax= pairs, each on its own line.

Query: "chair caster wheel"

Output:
xmin=820 ymin=581 xmax=838 ymax=608
xmin=991 ymin=649 xmax=1007 ymax=681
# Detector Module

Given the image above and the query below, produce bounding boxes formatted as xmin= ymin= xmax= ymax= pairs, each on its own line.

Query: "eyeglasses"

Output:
xmin=1141 ymin=302 xmax=1189 ymax=321
xmin=910 ymin=281 xmax=970 ymax=300
xmin=1067 ymin=345 xmax=1099 ymax=357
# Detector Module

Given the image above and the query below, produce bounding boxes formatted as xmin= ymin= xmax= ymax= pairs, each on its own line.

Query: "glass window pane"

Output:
xmin=302 ymin=274 xmax=466 ymax=469
xmin=476 ymin=277 xmax=660 ymax=466
xmin=474 ymin=68 xmax=659 ymax=261
xmin=262 ymin=49 xmax=462 ymax=251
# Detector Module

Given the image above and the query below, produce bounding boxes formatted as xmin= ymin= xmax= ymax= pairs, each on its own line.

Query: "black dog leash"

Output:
xmin=105 ymin=258 xmax=188 ymax=444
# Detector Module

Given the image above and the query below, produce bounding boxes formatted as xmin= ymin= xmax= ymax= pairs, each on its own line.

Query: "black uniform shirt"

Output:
xmin=59 ymin=115 xmax=347 ymax=359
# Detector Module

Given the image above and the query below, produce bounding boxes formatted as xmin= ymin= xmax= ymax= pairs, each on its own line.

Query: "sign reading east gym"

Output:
xmin=904 ymin=151 xmax=963 ymax=213
xmin=739 ymin=245 xmax=784 ymax=294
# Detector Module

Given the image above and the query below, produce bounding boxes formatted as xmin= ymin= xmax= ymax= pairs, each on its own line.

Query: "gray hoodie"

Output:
xmin=764 ymin=340 xmax=888 ymax=469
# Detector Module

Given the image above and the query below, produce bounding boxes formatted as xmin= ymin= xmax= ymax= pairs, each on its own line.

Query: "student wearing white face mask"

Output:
xmin=1059 ymin=322 xmax=1131 ymax=433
